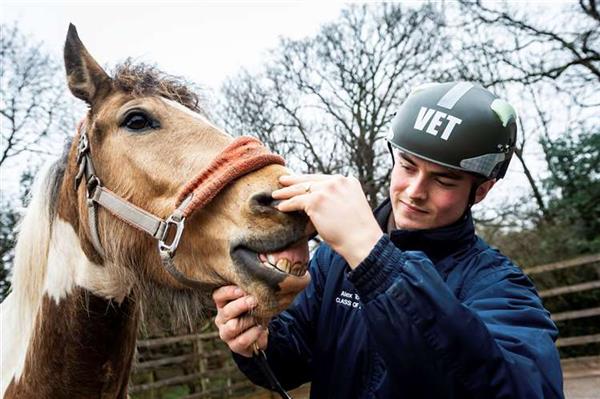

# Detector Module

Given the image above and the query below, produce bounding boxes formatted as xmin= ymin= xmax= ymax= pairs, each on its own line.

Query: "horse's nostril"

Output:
xmin=250 ymin=192 xmax=281 ymax=211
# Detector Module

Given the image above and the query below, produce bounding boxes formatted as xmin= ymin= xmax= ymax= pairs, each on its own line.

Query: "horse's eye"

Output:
xmin=122 ymin=112 xmax=156 ymax=132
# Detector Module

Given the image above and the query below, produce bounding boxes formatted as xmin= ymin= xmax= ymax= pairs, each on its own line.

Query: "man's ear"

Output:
xmin=473 ymin=179 xmax=496 ymax=204
xmin=64 ymin=23 xmax=112 ymax=105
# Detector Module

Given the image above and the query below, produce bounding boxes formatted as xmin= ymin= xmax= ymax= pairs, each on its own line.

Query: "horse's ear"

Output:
xmin=64 ymin=23 xmax=112 ymax=105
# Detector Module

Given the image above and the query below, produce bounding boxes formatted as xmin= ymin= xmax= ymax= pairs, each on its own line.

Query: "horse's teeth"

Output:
xmin=267 ymin=254 xmax=277 ymax=266
xmin=263 ymin=261 xmax=273 ymax=269
xmin=276 ymin=258 xmax=291 ymax=273
xmin=291 ymin=262 xmax=304 ymax=276
xmin=262 ymin=257 xmax=302 ymax=275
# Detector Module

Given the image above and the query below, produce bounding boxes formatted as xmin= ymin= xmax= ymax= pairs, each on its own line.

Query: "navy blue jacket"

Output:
xmin=234 ymin=199 xmax=564 ymax=398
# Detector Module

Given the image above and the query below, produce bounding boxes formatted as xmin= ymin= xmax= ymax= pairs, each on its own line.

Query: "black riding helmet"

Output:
xmin=388 ymin=82 xmax=518 ymax=180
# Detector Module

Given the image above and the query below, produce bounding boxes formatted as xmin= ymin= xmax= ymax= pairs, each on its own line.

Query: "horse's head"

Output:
xmin=60 ymin=25 xmax=310 ymax=320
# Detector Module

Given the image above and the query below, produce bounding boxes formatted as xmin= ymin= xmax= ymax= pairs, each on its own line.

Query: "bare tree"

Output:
xmin=444 ymin=1 xmax=599 ymax=227
xmin=458 ymin=0 xmax=599 ymax=90
xmin=0 ymin=202 xmax=17 ymax=301
xmin=0 ymin=24 xmax=76 ymax=167
xmin=1 ymin=24 xmax=81 ymax=299
xmin=219 ymin=1 xmax=597 ymax=232
xmin=219 ymin=4 xmax=448 ymax=206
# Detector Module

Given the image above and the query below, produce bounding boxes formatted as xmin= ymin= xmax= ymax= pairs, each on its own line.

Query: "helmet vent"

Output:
xmin=490 ymin=99 xmax=517 ymax=127
xmin=460 ymin=153 xmax=505 ymax=177
xmin=437 ymin=82 xmax=474 ymax=109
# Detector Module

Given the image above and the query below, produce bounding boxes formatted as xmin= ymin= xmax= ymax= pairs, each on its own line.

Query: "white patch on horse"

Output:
xmin=161 ymin=98 xmax=231 ymax=137
xmin=1 ymin=165 xmax=134 ymax=395
xmin=1 ymin=163 xmax=54 ymax=395
xmin=44 ymin=220 xmax=133 ymax=303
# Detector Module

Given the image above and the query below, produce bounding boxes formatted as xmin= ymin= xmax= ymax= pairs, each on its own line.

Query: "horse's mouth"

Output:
xmin=257 ymin=238 xmax=309 ymax=277
xmin=231 ymin=237 xmax=310 ymax=285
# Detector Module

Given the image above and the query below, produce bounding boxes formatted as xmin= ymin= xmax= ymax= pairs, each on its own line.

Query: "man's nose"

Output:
xmin=406 ymin=176 xmax=428 ymax=201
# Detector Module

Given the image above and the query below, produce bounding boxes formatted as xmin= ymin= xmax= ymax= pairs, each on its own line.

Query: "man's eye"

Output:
xmin=437 ymin=179 xmax=456 ymax=187
xmin=122 ymin=112 xmax=157 ymax=132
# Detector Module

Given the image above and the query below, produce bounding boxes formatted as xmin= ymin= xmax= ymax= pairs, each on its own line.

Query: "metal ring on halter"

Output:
xmin=86 ymin=176 xmax=102 ymax=198
xmin=158 ymin=213 xmax=186 ymax=258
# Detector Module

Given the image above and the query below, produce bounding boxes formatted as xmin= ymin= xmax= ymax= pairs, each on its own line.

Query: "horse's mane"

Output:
xmin=8 ymin=160 xmax=64 ymax=320
xmin=113 ymin=60 xmax=205 ymax=114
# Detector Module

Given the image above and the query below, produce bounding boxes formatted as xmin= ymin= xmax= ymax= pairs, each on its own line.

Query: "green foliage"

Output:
xmin=481 ymin=222 xmax=596 ymax=269
xmin=481 ymin=128 xmax=600 ymax=359
xmin=482 ymin=127 xmax=600 ymax=266
xmin=0 ymin=168 xmax=37 ymax=302
xmin=0 ymin=203 xmax=18 ymax=301
xmin=542 ymin=130 xmax=600 ymax=246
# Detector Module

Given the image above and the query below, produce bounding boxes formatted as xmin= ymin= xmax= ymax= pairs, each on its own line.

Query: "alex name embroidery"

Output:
xmin=335 ymin=290 xmax=361 ymax=309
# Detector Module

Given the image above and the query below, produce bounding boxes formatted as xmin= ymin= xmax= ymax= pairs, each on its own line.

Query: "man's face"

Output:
xmin=389 ymin=150 xmax=491 ymax=230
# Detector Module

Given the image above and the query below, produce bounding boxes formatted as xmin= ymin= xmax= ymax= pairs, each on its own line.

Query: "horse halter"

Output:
xmin=74 ymin=121 xmax=284 ymax=290
xmin=75 ymin=121 xmax=293 ymax=399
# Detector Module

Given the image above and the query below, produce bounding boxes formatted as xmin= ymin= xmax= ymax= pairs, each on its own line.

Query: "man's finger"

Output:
xmin=278 ymin=173 xmax=330 ymax=186
xmin=229 ymin=325 xmax=267 ymax=357
xmin=213 ymin=285 xmax=245 ymax=309
xmin=272 ymin=182 xmax=320 ymax=200
xmin=219 ymin=295 xmax=257 ymax=324
xmin=255 ymin=327 xmax=269 ymax=351
xmin=219 ymin=314 xmax=258 ymax=342
xmin=276 ymin=195 xmax=309 ymax=213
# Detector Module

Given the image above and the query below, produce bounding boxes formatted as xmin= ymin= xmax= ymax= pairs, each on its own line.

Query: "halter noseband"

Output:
xmin=74 ymin=121 xmax=285 ymax=290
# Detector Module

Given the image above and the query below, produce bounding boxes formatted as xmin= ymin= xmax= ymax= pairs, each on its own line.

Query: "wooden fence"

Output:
xmin=130 ymin=329 xmax=310 ymax=398
xmin=131 ymin=330 xmax=272 ymax=398
xmin=524 ymin=253 xmax=600 ymax=380
xmin=130 ymin=253 xmax=600 ymax=397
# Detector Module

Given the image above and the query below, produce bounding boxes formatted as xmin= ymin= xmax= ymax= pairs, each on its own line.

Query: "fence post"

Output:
xmin=196 ymin=334 xmax=208 ymax=395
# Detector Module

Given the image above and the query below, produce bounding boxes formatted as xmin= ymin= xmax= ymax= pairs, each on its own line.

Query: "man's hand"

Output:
xmin=273 ymin=174 xmax=383 ymax=268
xmin=213 ymin=285 xmax=269 ymax=358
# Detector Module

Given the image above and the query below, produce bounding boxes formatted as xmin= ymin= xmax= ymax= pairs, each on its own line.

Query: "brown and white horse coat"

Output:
xmin=1 ymin=25 xmax=311 ymax=398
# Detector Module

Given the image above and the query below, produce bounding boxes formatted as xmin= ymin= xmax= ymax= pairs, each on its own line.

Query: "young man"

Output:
xmin=213 ymin=82 xmax=564 ymax=398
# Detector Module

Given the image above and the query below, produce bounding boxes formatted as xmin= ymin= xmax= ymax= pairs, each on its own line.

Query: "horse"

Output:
xmin=0 ymin=24 xmax=311 ymax=398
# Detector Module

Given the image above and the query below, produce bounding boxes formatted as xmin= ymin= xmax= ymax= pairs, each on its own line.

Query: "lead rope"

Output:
xmin=75 ymin=122 xmax=292 ymax=397
xmin=252 ymin=343 xmax=292 ymax=399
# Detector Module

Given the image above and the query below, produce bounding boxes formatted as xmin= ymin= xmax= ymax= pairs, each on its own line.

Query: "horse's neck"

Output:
xmin=2 ymin=216 xmax=139 ymax=398
xmin=4 ymin=289 xmax=139 ymax=398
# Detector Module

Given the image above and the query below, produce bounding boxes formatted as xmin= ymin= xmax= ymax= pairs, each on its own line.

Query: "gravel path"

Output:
xmin=562 ymin=356 xmax=600 ymax=399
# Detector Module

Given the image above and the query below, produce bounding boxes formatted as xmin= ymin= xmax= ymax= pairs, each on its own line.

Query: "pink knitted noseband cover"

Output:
xmin=176 ymin=136 xmax=285 ymax=217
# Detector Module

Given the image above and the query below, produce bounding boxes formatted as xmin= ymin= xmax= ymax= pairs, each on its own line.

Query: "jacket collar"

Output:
xmin=374 ymin=198 xmax=475 ymax=264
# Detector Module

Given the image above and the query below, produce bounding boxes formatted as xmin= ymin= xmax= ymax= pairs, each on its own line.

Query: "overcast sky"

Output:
xmin=2 ymin=1 xmax=346 ymax=92
xmin=0 ymin=1 xmax=578 ymax=213
xmin=1 ymin=1 xmax=351 ymax=197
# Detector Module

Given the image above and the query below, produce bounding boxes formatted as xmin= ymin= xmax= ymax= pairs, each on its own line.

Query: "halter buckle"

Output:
xmin=158 ymin=214 xmax=185 ymax=258
xmin=86 ymin=176 xmax=102 ymax=199
xmin=76 ymin=131 xmax=90 ymax=164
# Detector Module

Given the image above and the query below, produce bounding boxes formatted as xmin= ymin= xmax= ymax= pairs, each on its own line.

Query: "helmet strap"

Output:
xmin=387 ymin=141 xmax=396 ymax=166
xmin=465 ymin=175 xmax=488 ymax=212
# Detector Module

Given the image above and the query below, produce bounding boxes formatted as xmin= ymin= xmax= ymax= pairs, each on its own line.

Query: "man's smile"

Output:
xmin=399 ymin=200 xmax=429 ymax=214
